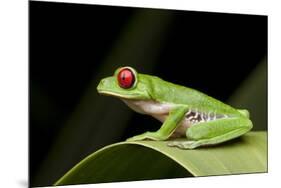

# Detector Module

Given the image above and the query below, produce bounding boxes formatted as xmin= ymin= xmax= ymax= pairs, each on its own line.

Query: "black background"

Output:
xmin=30 ymin=1 xmax=267 ymax=186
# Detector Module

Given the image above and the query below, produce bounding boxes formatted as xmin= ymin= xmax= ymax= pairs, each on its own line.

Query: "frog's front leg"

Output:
xmin=168 ymin=117 xmax=253 ymax=149
xmin=126 ymin=106 xmax=189 ymax=141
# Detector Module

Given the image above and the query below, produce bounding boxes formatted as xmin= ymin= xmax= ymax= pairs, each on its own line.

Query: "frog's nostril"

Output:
xmin=97 ymin=80 xmax=105 ymax=91
xmin=101 ymin=79 xmax=106 ymax=85
xmin=99 ymin=79 xmax=107 ymax=87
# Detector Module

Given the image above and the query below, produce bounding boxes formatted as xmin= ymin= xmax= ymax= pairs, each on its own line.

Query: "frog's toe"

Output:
xmin=126 ymin=135 xmax=146 ymax=142
xmin=167 ymin=141 xmax=198 ymax=149
xmin=126 ymin=137 xmax=137 ymax=141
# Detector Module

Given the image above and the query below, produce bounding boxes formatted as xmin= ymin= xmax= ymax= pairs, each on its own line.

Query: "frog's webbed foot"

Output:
xmin=126 ymin=134 xmax=148 ymax=142
xmin=126 ymin=131 xmax=168 ymax=141
xmin=167 ymin=140 xmax=199 ymax=149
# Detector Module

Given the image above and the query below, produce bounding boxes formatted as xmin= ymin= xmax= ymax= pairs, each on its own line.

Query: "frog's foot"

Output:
xmin=167 ymin=140 xmax=200 ymax=149
xmin=126 ymin=134 xmax=148 ymax=142
xmin=126 ymin=131 xmax=167 ymax=141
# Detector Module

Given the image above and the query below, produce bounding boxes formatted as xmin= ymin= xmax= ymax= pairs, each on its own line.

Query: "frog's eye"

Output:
xmin=117 ymin=67 xmax=136 ymax=89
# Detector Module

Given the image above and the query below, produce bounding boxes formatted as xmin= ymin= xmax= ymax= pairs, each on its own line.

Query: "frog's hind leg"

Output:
xmin=167 ymin=117 xmax=252 ymax=149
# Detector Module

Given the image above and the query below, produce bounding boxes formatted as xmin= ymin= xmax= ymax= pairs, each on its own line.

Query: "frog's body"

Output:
xmin=97 ymin=67 xmax=252 ymax=149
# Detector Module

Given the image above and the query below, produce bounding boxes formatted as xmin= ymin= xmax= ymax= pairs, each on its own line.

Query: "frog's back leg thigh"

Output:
xmin=168 ymin=117 xmax=252 ymax=149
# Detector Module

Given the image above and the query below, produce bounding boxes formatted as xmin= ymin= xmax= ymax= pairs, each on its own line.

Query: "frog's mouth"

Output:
xmin=97 ymin=90 xmax=126 ymax=98
xmin=97 ymin=90 xmax=147 ymax=100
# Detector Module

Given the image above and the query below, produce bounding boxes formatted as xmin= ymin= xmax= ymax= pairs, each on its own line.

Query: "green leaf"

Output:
xmin=55 ymin=131 xmax=267 ymax=186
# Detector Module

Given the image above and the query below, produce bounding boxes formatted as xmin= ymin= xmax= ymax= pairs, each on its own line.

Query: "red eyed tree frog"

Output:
xmin=97 ymin=67 xmax=253 ymax=149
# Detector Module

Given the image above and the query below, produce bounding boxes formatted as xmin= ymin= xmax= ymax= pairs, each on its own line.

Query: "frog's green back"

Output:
xmin=140 ymin=74 xmax=241 ymax=116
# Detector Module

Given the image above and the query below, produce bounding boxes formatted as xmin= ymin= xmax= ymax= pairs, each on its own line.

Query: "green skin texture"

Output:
xmin=97 ymin=67 xmax=253 ymax=149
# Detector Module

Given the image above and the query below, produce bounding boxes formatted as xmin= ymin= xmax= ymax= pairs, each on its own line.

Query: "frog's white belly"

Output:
xmin=122 ymin=99 xmax=191 ymax=137
xmin=122 ymin=99 xmax=172 ymax=115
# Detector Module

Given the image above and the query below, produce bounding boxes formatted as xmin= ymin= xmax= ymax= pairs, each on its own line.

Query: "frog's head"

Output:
xmin=97 ymin=67 xmax=151 ymax=100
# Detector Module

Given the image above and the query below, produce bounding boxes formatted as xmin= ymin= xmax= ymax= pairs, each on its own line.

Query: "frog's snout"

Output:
xmin=97 ymin=76 xmax=115 ymax=93
xmin=97 ymin=79 xmax=106 ymax=92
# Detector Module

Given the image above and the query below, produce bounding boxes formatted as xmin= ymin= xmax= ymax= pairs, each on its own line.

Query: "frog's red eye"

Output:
xmin=117 ymin=68 xmax=135 ymax=89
